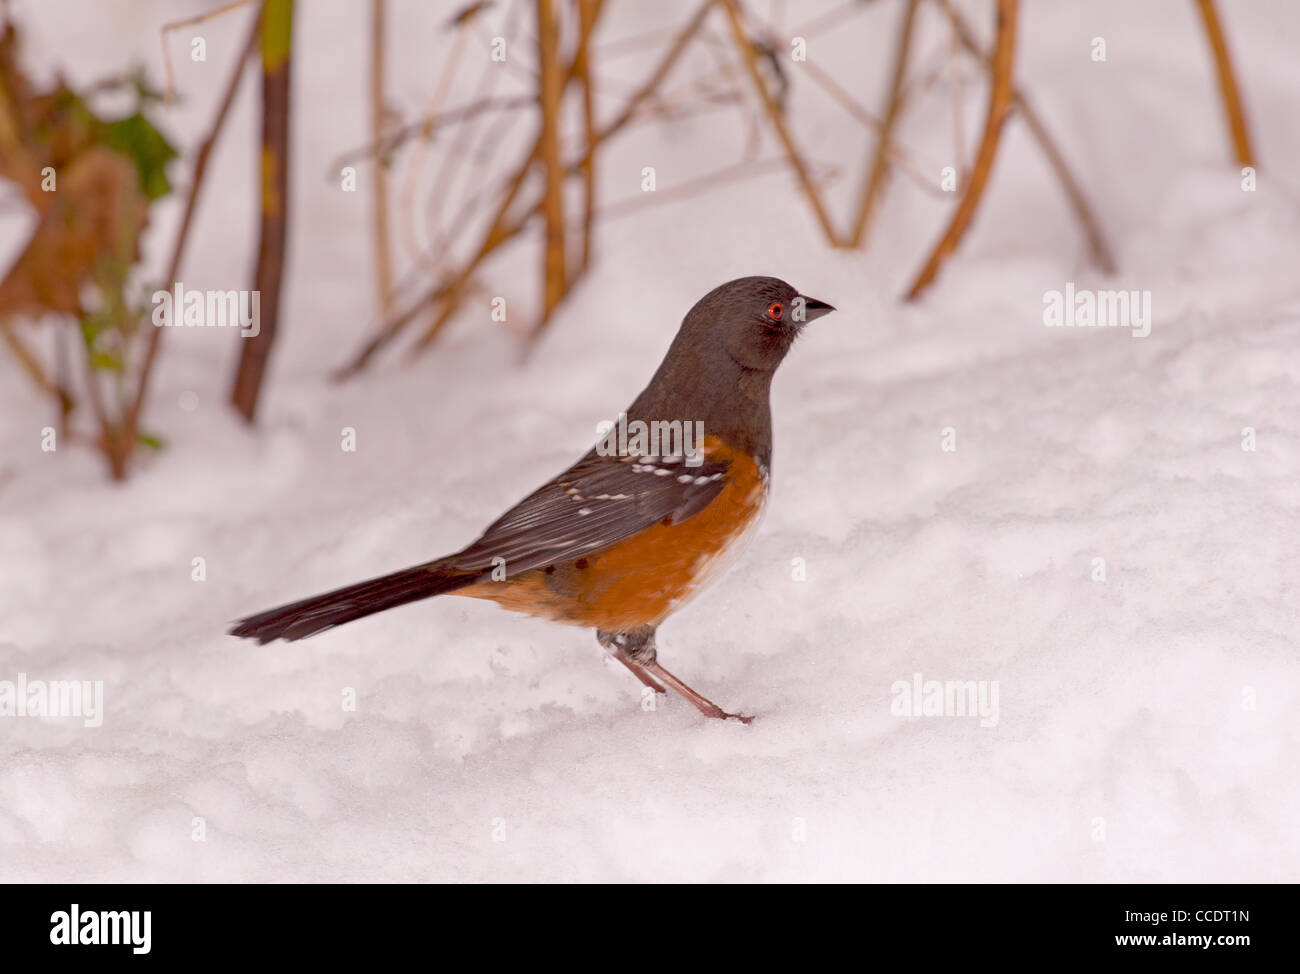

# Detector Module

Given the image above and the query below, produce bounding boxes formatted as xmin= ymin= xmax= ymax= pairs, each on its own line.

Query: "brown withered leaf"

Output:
xmin=0 ymin=146 xmax=146 ymax=319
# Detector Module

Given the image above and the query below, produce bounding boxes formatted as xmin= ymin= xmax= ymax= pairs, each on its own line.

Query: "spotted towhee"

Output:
xmin=231 ymin=276 xmax=835 ymax=722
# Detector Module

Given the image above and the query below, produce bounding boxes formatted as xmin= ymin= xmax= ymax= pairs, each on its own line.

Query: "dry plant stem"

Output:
xmin=397 ymin=0 xmax=696 ymax=358
xmin=331 ymin=95 xmax=534 ymax=172
xmin=407 ymin=147 xmax=537 ymax=354
xmin=600 ymin=23 xmax=689 ymax=57
xmin=161 ymin=0 xmax=256 ymax=104
xmin=946 ymin=3 xmax=967 ymax=188
xmin=794 ymin=57 xmax=944 ymax=199
xmin=696 ymin=25 xmax=764 ymax=158
xmin=124 ymin=9 xmax=260 ymax=452
xmin=1194 ymin=0 xmax=1255 ymax=166
xmin=939 ymin=0 xmax=1114 ymax=274
xmin=337 ymin=0 xmax=689 ymax=372
xmin=576 ymin=0 xmax=599 ymax=275
xmin=0 ymin=320 xmax=55 ymax=396
xmin=849 ymin=0 xmax=918 ymax=247
xmin=791 ymin=0 xmax=881 ymax=40
xmin=422 ymin=0 xmax=523 ymax=266
xmin=596 ymin=155 xmax=792 ymax=222
xmin=584 ymin=0 xmax=707 ymax=155
xmin=536 ymin=0 xmax=567 ymax=324
xmin=80 ymin=321 xmax=124 ymax=478
xmin=401 ymin=22 xmax=599 ymax=357
xmin=904 ymin=0 xmax=1017 ymax=300
xmin=333 ymin=281 xmax=454 ymax=379
xmin=370 ymin=0 xmax=393 ymax=318
xmin=55 ymin=325 xmax=74 ymax=434
xmin=2 ymin=310 xmax=72 ymax=435
xmin=720 ymin=0 xmax=841 ymax=247
xmin=0 ymin=82 xmax=46 ymax=201
xmin=398 ymin=19 xmax=471 ymax=276
xmin=527 ymin=0 xmax=602 ymax=350
xmin=230 ymin=0 xmax=292 ymax=422
xmin=1014 ymin=99 xmax=1115 ymax=274
xmin=339 ymin=123 xmax=539 ymax=373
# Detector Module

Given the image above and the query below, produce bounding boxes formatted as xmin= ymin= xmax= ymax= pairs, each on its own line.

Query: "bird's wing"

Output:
xmin=446 ymin=449 xmax=732 ymax=576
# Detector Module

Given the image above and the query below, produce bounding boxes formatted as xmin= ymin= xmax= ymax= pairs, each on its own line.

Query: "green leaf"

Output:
xmin=80 ymin=315 xmax=105 ymax=346
xmin=103 ymin=111 xmax=178 ymax=201
xmin=88 ymin=348 xmax=123 ymax=373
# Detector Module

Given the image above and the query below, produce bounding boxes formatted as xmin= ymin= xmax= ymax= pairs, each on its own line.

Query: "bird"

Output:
xmin=230 ymin=276 xmax=835 ymax=722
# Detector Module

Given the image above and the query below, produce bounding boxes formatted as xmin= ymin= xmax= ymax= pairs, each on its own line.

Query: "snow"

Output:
xmin=1 ymin=0 xmax=1297 ymax=881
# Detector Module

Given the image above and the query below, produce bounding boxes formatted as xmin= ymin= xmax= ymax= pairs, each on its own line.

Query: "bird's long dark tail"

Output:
xmin=229 ymin=562 xmax=480 ymax=644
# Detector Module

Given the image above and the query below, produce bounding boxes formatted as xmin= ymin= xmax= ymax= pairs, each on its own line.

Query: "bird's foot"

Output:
xmin=643 ymin=661 xmax=754 ymax=725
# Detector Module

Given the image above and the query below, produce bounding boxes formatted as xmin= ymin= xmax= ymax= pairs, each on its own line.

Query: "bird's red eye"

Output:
xmin=767 ymin=302 xmax=783 ymax=321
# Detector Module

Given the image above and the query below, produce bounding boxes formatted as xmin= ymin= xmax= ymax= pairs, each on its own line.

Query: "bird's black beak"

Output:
xmin=796 ymin=295 xmax=836 ymax=323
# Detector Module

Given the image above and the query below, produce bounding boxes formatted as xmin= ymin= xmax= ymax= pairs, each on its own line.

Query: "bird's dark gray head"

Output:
xmin=626 ymin=276 xmax=835 ymax=464
xmin=677 ymin=275 xmax=836 ymax=372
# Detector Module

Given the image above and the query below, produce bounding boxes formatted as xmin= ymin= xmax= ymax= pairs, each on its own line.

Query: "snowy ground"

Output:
xmin=1 ymin=0 xmax=1298 ymax=882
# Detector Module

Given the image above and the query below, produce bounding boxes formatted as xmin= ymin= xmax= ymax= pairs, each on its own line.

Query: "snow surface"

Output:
xmin=1 ymin=0 xmax=1297 ymax=882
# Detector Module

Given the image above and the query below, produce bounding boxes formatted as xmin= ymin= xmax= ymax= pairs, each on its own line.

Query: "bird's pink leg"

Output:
xmin=611 ymin=649 xmax=667 ymax=694
xmin=642 ymin=661 xmax=754 ymax=724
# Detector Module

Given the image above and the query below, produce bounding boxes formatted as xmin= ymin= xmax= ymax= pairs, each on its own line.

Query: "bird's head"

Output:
xmin=680 ymin=275 xmax=835 ymax=372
